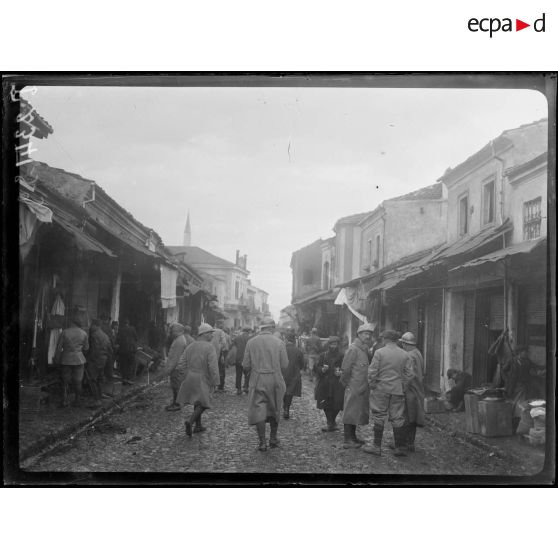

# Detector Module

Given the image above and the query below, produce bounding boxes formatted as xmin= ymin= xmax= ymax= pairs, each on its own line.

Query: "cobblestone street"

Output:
xmin=24 ymin=367 xmax=543 ymax=477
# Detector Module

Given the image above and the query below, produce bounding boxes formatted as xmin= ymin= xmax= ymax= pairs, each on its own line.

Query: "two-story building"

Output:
xmin=334 ymin=184 xmax=447 ymax=348
xmin=438 ymin=119 xmax=548 ymax=390
xmin=380 ymin=118 xmax=548 ymax=393
xmin=290 ymin=238 xmax=340 ymax=335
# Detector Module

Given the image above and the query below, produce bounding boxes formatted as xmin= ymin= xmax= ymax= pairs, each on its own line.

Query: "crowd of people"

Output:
xmin=50 ymin=311 xmax=546 ymax=454
xmin=158 ymin=318 xmax=433 ymax=456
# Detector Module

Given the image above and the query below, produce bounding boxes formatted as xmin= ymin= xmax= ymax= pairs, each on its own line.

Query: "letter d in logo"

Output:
xmin=534 ymin=13 xmax=545 ymax=32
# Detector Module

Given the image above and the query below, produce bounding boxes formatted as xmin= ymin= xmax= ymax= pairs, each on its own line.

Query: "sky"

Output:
xmin=23 ymin=84 xmax=547 ymax=318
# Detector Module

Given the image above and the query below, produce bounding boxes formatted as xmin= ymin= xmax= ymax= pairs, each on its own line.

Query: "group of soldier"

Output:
xmin=163 ymin=318 xmax=425 ymax=456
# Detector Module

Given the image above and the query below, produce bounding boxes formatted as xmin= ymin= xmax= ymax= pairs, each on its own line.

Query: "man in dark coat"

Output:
xmin=116 ymin=318 xmax=138 ymax=385
xmin=315 ymin=336 xmax=345 ymax=431
xmin=234 ymin=326 xmax=252 ymax=395
xmin=87 ymin=319 xmax=111 ymax=406
xmin=282 ymin=331 xmax=304 ymax=419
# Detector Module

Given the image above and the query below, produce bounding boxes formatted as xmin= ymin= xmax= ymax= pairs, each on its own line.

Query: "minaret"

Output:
xmin=183 ymin=212 xmax=191 ymax=246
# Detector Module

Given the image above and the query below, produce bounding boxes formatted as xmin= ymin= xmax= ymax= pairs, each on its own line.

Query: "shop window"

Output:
xmin=482 ymin=180 xmax=495 ymax=225
xmin=523 ymin=197 xmax=542 ymax=240
xmin=459 ymin=194 xmax=469 ymax=236
xmin=302 ymin=269 xmax=314 ymax=286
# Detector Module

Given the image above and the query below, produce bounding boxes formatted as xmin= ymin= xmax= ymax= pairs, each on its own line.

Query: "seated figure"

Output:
xmin=445 ymin=368 xmax=472 ymax=411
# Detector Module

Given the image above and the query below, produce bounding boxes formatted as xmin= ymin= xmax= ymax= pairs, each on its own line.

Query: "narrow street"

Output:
xmin=25 ymin=368 xmax=538 ymax=476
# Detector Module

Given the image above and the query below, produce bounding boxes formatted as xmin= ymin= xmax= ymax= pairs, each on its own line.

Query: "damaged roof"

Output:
xmin=387 ymin=182 xmax=443 ymax=202
xmin=440 ymin=118 xmax=548 ymax=184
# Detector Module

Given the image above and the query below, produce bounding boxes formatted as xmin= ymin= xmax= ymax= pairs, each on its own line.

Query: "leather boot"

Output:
xmin=193 ymin=411 xmax=206 ymax=433
xmin=352 ymin=424 xmax=365 ymax=445
xmin=256 ymin=422 xmax=267 ymax=451
xmin=269 ymin=418 xmax=280 ymax=448
xmin=407 ymin=423 xmax=416 ymax=452
xmin=363 ymin=424 xmax=383 ymax=456
xmin=392 ymin=426 xmax=408 ymax=457
xmin=343 ymin=425 xmax=361 ymax=449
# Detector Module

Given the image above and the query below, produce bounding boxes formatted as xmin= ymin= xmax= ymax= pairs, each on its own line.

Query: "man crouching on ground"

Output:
xmin=242 ymin=317 xmax=289 ymax=451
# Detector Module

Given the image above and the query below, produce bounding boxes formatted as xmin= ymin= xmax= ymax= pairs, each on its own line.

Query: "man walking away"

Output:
xmin=282 ymin=331 xmax=304 ymax=419
xmin=340 ymin=323 xmax=373 ymax=448
xmin=399 ymin=332 xmax=425 ymax=452
xmin=116 ymin=318 xmax=138 ymax=385
xmin=234 ymin=326 xmax=252 ymax=395
xmin=177 ymin=323 xmax=220 ymax=436
xmin=211 ymin=320 xmax=229 ymax=391
xmin=164 ymin=323 xmax=192 ymax=411
xmin=242 ymin=317 xmax=289 ymax=451
xmin=315 ymin=336 xmax=345 ymax=431
xmin=87 ymin=319 xmax=111 ymax=407
xmin=364 ymin=330 xmax=415 ymax=457
xmin=55 ymin=316 xmax=89 ymax=407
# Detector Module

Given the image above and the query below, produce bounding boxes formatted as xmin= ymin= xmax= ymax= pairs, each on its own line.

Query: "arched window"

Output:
xmin=322 ymin=261 xmax=330 ymax=289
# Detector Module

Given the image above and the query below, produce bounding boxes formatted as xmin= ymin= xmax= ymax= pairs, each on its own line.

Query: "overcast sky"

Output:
xmin=24 ymin=84 xmax=547 ymax=318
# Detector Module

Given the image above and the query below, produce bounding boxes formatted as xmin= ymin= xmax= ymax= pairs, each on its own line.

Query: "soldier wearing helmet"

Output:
xmin=242 ymin=317 xmax=289 ymax=451
xmin=398 ymin=331 xmax=426 ymax=453
xmin=339 ymin=322 xmax=375 ymax=449
xmin=363 ymin=330 xmax=415 ymax=457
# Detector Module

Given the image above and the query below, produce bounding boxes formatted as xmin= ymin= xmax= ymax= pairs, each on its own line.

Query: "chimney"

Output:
xmin=236 ymin=249 xmax=240 ymax=265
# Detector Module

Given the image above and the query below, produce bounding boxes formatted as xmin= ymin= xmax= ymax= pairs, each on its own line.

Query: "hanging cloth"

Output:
xmin=160 ymin=264 xmax=178 ymax=308
xmin=334 ymin=288 xmax=369 ymax=323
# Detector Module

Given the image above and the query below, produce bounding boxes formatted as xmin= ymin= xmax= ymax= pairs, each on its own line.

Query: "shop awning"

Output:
xmin=429 ymin=219 xmax=512 ymax=263
xmin=52 ymin=213 xmax=116 ymax=257
xmin=93 ymin=218 xmax=173 ymax=263
xmin=293 ymin=289 xmax=338 ymax=305
xmin=449 ymin=237 xmax=546 ymax=272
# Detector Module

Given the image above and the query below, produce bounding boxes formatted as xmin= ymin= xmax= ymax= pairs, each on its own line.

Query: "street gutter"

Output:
xmin=20 ymin=375 xmax=167 ymax=469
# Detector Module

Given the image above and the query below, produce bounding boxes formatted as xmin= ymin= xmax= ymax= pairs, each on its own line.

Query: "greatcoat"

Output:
xmin=340 ymin=338 xmax=370 ymax=425
xmin=283 ymin=342 xmax=304 ymax=397
xmin=404 ymin=347 xmax=426 ymax=426
xmin=242 ymin=330 xmax=288 ymax=424
xmin=176 ymin=339 xmax=220 ymax=408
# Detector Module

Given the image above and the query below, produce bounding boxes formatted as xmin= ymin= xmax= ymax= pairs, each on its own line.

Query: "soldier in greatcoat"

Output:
xmin=242 ymin=317 xmax=289 ymax=451
xmin=164 ymin=323 xmax=193 ymax=411
xmin=55 ymin=316 xmax=89 ymax=407
xmin=340 ymin=323 xmax=374 ymax=449
xmin=364 ymin=330 xmax=415 ymax=457
xmin=399 ymin=332 xmax=426 ymax=452
xmin=177 ymin=323 xmax=220 ymax=436
xmin=282 ymin=331 xmax=304 ymax=419
xmin=87 ymin=319 xmax=111 ymax=406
